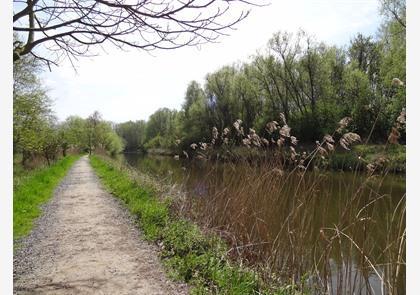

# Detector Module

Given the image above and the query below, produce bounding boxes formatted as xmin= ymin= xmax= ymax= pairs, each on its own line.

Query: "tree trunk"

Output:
xmin=44 ymin=151 xmax=51 ymax=166
xmin=22 ymin=150 xmax=31 ymax=168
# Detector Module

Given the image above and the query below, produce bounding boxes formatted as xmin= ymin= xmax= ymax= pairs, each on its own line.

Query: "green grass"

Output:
xmin=14 ymin=155 xmax=81 ymax=241
xmin=90 ymin=155 xmax=301 ymax=294
xmin=329 ymin=144 xmax=406 ymax=172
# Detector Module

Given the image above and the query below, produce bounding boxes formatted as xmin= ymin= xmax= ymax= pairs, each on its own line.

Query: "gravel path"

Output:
xmin=14 ymin=156 xmax=188 ymax=295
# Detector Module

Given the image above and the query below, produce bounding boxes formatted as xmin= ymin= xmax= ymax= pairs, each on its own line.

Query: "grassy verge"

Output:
xmin=90 ymin=155 xmax=300 ymax=294
xmin=14 ymin=155 xmax=81 ymax=241
xmin=329 ymin=144 xmax=406 ymax=172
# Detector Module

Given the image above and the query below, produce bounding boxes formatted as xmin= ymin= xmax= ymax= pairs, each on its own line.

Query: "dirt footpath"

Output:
xmin=14 ymin=156 xmax=188 ymax=295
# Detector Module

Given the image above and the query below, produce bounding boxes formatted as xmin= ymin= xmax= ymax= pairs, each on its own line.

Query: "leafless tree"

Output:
xmin=13 ymin=0 xmax=265 ymax=67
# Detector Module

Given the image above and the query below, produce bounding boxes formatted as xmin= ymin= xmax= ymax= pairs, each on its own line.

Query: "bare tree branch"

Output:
xmin=13 ymin=0 xmax=268 ymax=65
xmin=380 ymin=0 xmax=406 ymax=28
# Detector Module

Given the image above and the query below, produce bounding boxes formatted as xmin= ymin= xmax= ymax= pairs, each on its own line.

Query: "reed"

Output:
xmin=170 ymin=110 xmax=406 ymax=294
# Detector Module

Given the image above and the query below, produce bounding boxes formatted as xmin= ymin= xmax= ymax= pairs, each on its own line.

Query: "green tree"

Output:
xmin=145 ymin=108 xmax=179 ymax=149
xmin=378 ymin=0 xmax=406 ymax=140
xmin=205 ymin=66 xmax=240 ymax=131
xmin=116 ymin=120 xmax=147 ymax=152
xmin=58 ymin=116 xmax=89 ymax=156
xmin=179 ymin=83 xmax=212 ymax=147
xmin=233 ymin=64 xmax=263 ymax=131
xmin=13 ymin=49 xmax=55 ymax=165
xmin=86 ymin=111 xmax=124 ymax=156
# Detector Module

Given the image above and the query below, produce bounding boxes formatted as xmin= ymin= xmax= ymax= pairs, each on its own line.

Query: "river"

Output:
xmin=121 ymin=153 xmax=405 ymax=294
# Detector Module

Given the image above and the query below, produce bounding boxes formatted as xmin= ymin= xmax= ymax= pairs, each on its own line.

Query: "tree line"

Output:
xmin=13 ymin=0 xmax=262 ymax=167
xmin=13 ymin=50 xmax=123 ymax=167
xmin=14 ymin=0 xmax=405 ymax=162
xmin=116 ymin=0 xmax=405 ymax=153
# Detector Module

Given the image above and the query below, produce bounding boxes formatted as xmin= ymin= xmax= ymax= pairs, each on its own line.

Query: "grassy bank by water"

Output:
xmin=14 ymin=155 xmax=81 ymax=241
xmin=165 ymin=144 xmax=405 ymax=173
xmin=90 ymin=155 xmax=300 ymax=294
xmin=329 ymin=144 xmax=406 ymax=172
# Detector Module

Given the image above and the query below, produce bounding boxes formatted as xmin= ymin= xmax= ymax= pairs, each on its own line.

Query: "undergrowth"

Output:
xmin=329 ymin=144 xmax=405 ymax=172
xmin=90 ymin=155 xmax=302 ymax=294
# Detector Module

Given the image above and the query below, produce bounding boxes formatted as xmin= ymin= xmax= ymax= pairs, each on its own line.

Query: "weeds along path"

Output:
xmin=14 ymin=155 xmax=188 ymax=295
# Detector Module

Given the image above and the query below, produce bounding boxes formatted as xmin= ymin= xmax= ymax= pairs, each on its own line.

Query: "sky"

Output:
xmin=40 ymin=0 xmax=383 ymax=123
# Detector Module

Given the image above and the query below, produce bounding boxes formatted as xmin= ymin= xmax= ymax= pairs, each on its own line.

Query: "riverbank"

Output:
xmin=147 ymin=148 xmax=177 ymax=156
xmin=90 ymin=155 xmax=299 ymax=294
xmin=330 ymin=144 xmax=406 ymax=173
xmin=119 ymin=151 xmax=405 ymax=293
xmin=14 ymin=155 xmax=81 ymax=241
xmin=146 ymin=143 xmax=406 ymax=173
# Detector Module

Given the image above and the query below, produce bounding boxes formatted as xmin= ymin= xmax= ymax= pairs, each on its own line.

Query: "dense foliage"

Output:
xmin=116 ymin=0 xmax=405 ymax=152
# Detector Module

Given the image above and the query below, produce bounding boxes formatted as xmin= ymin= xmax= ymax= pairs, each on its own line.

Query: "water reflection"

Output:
xmin=122 ymin=153 xmax=405 ymax=294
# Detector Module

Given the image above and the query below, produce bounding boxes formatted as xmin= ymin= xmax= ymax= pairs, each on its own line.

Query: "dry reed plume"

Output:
xmin=170 ymin=102 xmax=405 ymax=294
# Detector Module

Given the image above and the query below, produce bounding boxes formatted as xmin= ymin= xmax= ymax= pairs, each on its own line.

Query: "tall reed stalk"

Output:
xmin=168 ymin=111 xmax=406 ymax=294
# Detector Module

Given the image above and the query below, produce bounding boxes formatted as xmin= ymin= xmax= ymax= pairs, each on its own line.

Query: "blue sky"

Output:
xmin=40 ymin=0 xmax=382 ymax=123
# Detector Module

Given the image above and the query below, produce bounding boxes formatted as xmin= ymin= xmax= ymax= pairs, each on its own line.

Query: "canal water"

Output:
xmin=122 ymin=153 xmax=406 ymax=294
